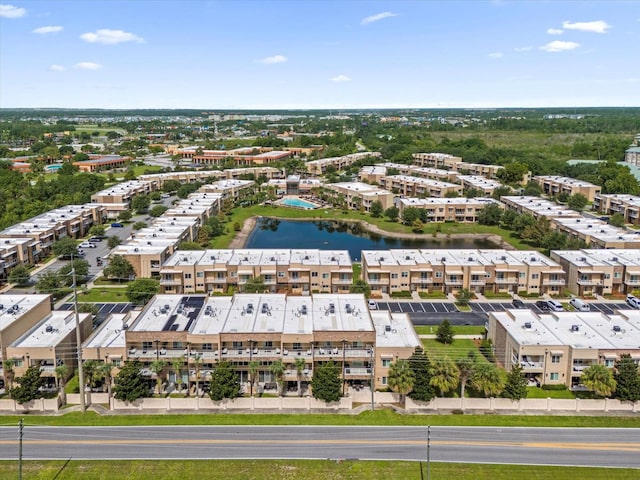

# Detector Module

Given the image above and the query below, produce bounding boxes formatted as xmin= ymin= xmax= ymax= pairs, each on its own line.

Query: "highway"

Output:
xmin=0 ymin=426 xmax=638 ymax=468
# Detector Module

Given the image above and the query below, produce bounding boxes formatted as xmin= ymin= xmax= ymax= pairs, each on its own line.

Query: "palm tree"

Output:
xmin=471 ymin=363 xmax=505 ymax=397
xmin=429 ymin=357 xmax=460 ymax=396
xmin=54 ymin=364 xmax=68 ymax=404
xmin=581 ymin=364 xmax=617 ymax=397
xmin=248 ymin=360 xmax=259 ymax=397
xmin=387 ymin=359 xmax=415 ymax=403
xmin=98 ymin=362 xmax=114 ymax=400
xmin=294 ymin=358 xmax=306 ymax=397
xmin=172 ymin=356 xmax=185 ymax=394
xmin=456 ymin=351 xmax=477 ymax=399
xmin=192 ymin=353 xmax=203 ymax=397
xmin=270 ymin=360 xmax=286 ymax=397
xmin=3 ymin=359 xmax=16 ymax=399
xmin=150 ymin=360 xmax=166 ymax=395
xmin=83 ymin=360 xmax=101 ymax=405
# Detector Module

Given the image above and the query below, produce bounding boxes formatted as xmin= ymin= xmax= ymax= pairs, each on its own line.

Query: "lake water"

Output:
xmin=245 ymin=218 xmax=498 ymax=260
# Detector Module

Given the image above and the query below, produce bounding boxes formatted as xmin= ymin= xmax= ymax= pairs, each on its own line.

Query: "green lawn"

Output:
xmin=78 ymin=287 xmax=128 ymax=303
xmin=526 ymin=387 xmax=576 ymax=399
xmin=132 ymin=164 xmax=163 ymax=176
xmin=415 ymin=325 xmax=485 ymax=336
xmin=422 ymin=338 xmax=485 ymax=362
xmin=0 ymin=460 xmax=636 ymax=480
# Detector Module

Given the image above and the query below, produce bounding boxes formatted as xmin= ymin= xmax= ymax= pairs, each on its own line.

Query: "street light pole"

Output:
xmin=71 ymin=255 xmax=86 ymax=412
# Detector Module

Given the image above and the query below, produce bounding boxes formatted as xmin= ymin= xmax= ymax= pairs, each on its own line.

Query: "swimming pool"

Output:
xmin=278 ymin=197 xmax=319 ymax=209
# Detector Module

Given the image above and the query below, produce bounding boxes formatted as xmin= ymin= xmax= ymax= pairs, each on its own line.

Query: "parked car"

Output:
xmin=161 ymin=193 xmax=170 ymax=198
xmin=546 ymin=299 xmax=564 ymax=312
xmin=78 ymin=242 xmax=97 ymax=248
xmin=512 ymin=299 xmax=526 ymax=309
xmin=368 ymin=300 xmax=378 ymax=310
xmin=569 ymin=298 xmax=591 ymax=312
xmin=111 ymin=222 xmax=123 ymax=227
xmin=88 ymin=237 xmax=102 ymax=243
xmin=535 ymin=300 xmax=550 ymax=311
xmin=626 ymin=294 xmax=640 ymax=309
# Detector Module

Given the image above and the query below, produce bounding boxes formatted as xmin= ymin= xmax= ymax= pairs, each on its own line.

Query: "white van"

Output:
xmin=546 ymin=299 xmax=564 ymax=312
xmin=626 ymin=295 xmax=640 ymax=309
xmin=570 ymin=298 xmax=591 ymax=312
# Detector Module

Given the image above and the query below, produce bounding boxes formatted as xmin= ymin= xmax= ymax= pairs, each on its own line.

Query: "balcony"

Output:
xmin=520 ymin=361 xmax=544 ymax=371
xmin=495 ymin=277 xmax=518 ymax=284
xmin=577 ymin=279 xmax=603 ymax=286
xmin=572 ymin=364 xmax=594 ymax=372
xmin=160 ymin=278 xmax=182 ymax=286
xmin=366 ymin=278 xmax=389 ymax=285
xmin=469 ymin=279 xmax=486 ymax=286
xmin=331 ymin=278 xmax=353 ymax=285
xmin=542 ymin=278 xmax=566 ymax=286
xmin=345 ymin=367 xmax=372 ymax=376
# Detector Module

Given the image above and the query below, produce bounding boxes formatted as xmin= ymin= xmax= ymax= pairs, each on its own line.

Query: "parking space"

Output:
xmin=59 ymin=302 xmax=133 ymax=327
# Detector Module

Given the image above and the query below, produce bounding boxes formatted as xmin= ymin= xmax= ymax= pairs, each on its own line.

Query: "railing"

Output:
xmin=542 ymin=279 xmax=566 ymax=285
xmin=159 ymin=278 xmax=182 ymax=285
xmin=520 ymin=361 xmax=544 ymax=370
xmin=345 ymin=367 xmax=372 ymax=376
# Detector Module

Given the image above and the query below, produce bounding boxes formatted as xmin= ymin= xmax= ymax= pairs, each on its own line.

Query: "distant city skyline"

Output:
xmin=1 ymin=0 xmax=639 ymax=109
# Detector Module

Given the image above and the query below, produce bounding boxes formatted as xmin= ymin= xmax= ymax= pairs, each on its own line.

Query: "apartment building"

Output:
xmin=325 ymin=182 xmax=395 ymax=211
xmin=455 ymin=162 xmax=508 ymax=180
xmin=362 ymin=249 xmax=565 ymax=296
xmin=82 ymin=311 xmax=141 ymax=366
xmin=90 ymin=180 xmax=155 ymax=218
xmin=159 ymin=249 xmax=353 ymax=295
xmin=72 ymin=154 xmax=130 ymax=173
xmin=552 ymin=217 xmax=640 ymax=249
xmin=395 ymin=197 xmax=501 ymax=223
xmin=264 ymin=176 xmax=323 ymax=196
xmin=457 ymin=175 xmax=504 ymax=197
xmin=138 ymin=167 xmax=282 ymax=190
xmin=305 ymin=152 xmax=381 ymax=175
xmin=501 ymin=196 xmax=582 ymax=220
xmin=593 ymin=194 xmax=640 ymax=225
xmin=379 ymin=175 xmax=463 ymax=198
xmin=411 ymin=153 xmax=462 ymax=169
xmin=534 ymin=176 xmax=602 ymax=202
xmin=625 ymin=134 xmax=640 ymax=166
xmin=489 ymin=308 xmax=640 ymax=389
xmin=163 ymin=193 xmax=222 ymax=224
xmin=0 ymin=237 xmax=39 ymax=281
xmin=198 ymin=179 xmax=254 ymax=201
xmin=358 ymin=165 xmax=388 ymax=184
xmin=84 ymin=293 xmax=419 ymax=392
xmin=188 ymin=148 xmax=292 ymax=167
xmin=359 ymin=163 xmax=459 ymax=183
xmin=551 ymin=249 xmax=640 ymax=296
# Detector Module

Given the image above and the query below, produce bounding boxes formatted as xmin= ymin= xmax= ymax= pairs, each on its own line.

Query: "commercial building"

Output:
xmin=159 ymin=249 xmax=353 ymax=295
xmin=264 ymin=176 xmax=323 ymax=196
xmin=534 ymin=176 xmax=602 ymax=202
xmin=395 ymin=197 xmax=501 ymax=223
xmin=550 ymin=249 xmax=640 ymax=296
xmin=178 ymin=146 xmax=292 ymax=167
xmin=457 ymin=175 xmax=504 ymax=196
xmin=489 ymin=308 xmax=640 ymax=389
xmin=362 ymin=249 xmax=565 ymax=296
xmin=379 ymin=175 xmax=463 ymax=198
xmin=593 ymin=194 xmax=640 ymax=225
xmin=324 ymin=182 xmax=395 ymax=211
xmin=305 ymin=152 xmax=381 ymax=175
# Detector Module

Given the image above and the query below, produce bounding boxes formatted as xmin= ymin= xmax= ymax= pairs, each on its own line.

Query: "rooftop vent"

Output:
xmin=246 ymin=303 xmax=254 ymax=314
xmin=613 ymin=325 xmax=622 ymax=332
xmin=524 ymin=322 xmax=532 ymax=329
xmin=345 ymin=303 xmax=352 ymax=314
xmin=45 ymin=324 xmax=53 ymax=333
xmin=301 ymin=305 xmax=308 ymax=315
xmin=329 ymin=303 xmax=335 ymax=314
xmin=385 ymin=325 xmax=391 ymax=332
xmin=571 ymin=324 xmax=580 ymax=332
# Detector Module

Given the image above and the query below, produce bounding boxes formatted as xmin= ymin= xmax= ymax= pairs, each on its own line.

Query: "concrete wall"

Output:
xmin=0 ymin=397 xmax=60 ymax=412
xmin=111 ymin=396 xmax=352 ymax=411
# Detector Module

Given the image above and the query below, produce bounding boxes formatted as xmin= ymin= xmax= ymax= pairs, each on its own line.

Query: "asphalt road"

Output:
xmin=0 ymin=426 xmax=637 ymax=468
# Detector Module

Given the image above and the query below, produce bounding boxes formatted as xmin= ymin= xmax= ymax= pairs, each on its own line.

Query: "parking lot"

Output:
xmin=376 ymin=301 xmax=459 ymax=313
xmin=59 ymin=302 xmax=133 ymax=327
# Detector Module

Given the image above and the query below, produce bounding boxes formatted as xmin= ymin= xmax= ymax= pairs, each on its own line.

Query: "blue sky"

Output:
xmin=1 ymin=1 xmax=639 ymax=109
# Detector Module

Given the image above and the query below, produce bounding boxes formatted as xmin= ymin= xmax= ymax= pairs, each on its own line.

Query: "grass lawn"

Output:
xmin=78 ymin=287 xmax=128 ymax=303
xmin=415 ymin=325 xmax=485 ymax=336
xmin=1 ymin=460 xmax=636 ymax=480
xmin=132 ymin=164 xmax=163 ymax=176
xmin=92 ymin=276 xmax=131 ymax=286
xmin=422 ymin=338 xmax=485 ymax=362
xmin=526 ymin=387 xmax=576 ymax=399
xmin=418 ymin=291 xmax=447 ymax=299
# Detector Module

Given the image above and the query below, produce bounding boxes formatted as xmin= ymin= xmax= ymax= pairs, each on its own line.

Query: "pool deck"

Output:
xmin=275 ymin=195 xmax=323 ymax=209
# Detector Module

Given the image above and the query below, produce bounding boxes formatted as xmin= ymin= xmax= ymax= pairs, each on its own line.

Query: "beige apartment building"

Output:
xmin=159 ymin=249 xmax=353 ymax=295
xmin=412 ymin=153 xmax=462 ymax=169
xmin=305 ymin=152 xmax=381 ymax=175
xmin=362 ymin=249 xmax=565 ymax=296
xmin=379 ymin=175 xmax=463 ymax=198
xmin=411 ymin=154 xmax=510 ymax=181
xmin=139 ymin=167 xmax=282 ymax=190
xmin=198 ymin=179 xmax=255 ymax=201
xmin=593 ymin=194 xmax=640 ymax=225
xmin=90 ymin=180 xmax=155 ymax=218
xmin=534 ymin=176 xmax=602 ymax=202
xmin=0 ymin=238 xmax=38 ymax=282
xmin=324 ymin=182 xmax=395 ymax=211
xmin=457 ymin=175 xmax=505 ymax=196
xmin=359 ymin=163 xmax=459 ymax=184
xmin=489 ymin=309 xmax=640 ymax=389
xmin=552 ymin=217 xmax=640 ymax=249
xmin=83 ymin=293 xmax=419 ymax=393
xmin=550 ymin=249 xmax=640 ymax=296
xmin=501 ymin=196 xmax=582 ymax=220
xmin=395 ymin=197 xmax=501 ymax=223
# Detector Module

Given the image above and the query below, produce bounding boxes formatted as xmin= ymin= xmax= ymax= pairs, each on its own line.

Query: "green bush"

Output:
xmin=542 ymin=384 xmax=568 ymax=391
xmin=390 ymin=291 xmax=412 ymax=298
xmin=418 ymin=291 xmax=447 ymax=299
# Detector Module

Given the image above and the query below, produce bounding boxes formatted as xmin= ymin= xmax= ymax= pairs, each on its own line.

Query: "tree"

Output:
xmin=429 ymin=357 xmax=459 ymax=396
xmin=98 ymin=362 xmax=114 ymax=399
xmin=401 ymin=207 xmax=420 ymax=225
xmin=243 ymin=276 xmax=268 ymax=294
xmin=496 ymin=161 xmax=529 ymax=185
xmin=179 ymin=241 xmax=204 ymax=250
xmin=387 ymin=359 xmax=415 ymax=402
xmin=349 ymin=279 xmax=371 ymax=297
xmin=370 ymin=200 xmax=383 ymax=218
xmin=113 ymin=360 xmax=150 ymax=402
xmin=192 ymin=352 xmax=203 ymax=397
xmin=52 ymin=236 xmax=79 ymax=258
xmin=311 ymin=360 xmax=342 ymax=403
xmin=408 ymin=347 xmax=435 ymax=402
xmin=132 ymin=221 xmax=147 ymax=230
xmin=567 ymin=193 xmax=588 ymax=212
xmin=294 ymin=357 xmax=307 ymax=397
xmin=126 ymin=278 xmax=159 ymax=305
xmin=614 ymin=354 xmax=640 ymax=402
xmin=456 ymin=288 xmax=472 ymax=306
xmin=58 ymin=259 xmax=90 ymax=286
xmin=436 ymin=319 xmax=454 ymax=345
xmin=248 ymin=360 xmax=259 ymax=397
xmin=581 ymin=364 xmax=616 ymax=398
xmin=172 ymin=356 xmax=185 ymax=394
xmin=471 ymin=363 xmax=504 ymax=397
xmin=8 ymin=264 xmax=30 ymax=286
xmin=150 ymin=360 xmax=166 ymax=395
xmin=103 ymin=255 xmax=135 ymax=281
xmin=502 ymin=364 xmax=528 ymax=400
xmin=3 ymin=359 xmax=16 ymax=399
xmin=456 ymin=351 xmax=478 ymax=398
xmin=162 ymin=180 xmax=181 ymax=193
xmin=10 ymin=365 xmax=45 ymax=404
xmin=384 ymin=206 xmax=399 ymax=222
xmin=54 ymin=364 xmax=69 ymax=404
xmin=118 ymin=210 xmax=132 ymax=222
xmin=270 ymin=359 xmax=286 ymax=397
xmin=107 ymin=235 xmax=122 ymax=249
xmin=35 ymin=269 xmax=64 ymax=295
xmin=150 ymin=191 xmax=162 ymax=201
xmin=131 ymin=194 xmax=151 ymax=214
xmin=83 ymin=359 xmax=102 ymax=405
xmin=492 ymin=185 xmax=512 ymax=200
xmin=88 ymin=225 xmax=106 ymax=237
xmin=477 ymin=203 xmax=503 ymax=226
xmin=208 ymin=361 xmax=241 ymax=401
xmin=609 ymin=212 xmax=625 ymax=227
xmin=148 ymin=205 xmax=168 ymax=217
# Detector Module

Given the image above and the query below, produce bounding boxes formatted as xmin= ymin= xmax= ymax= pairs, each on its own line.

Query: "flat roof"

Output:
xmin=535 ymin=175 xmax=600 ymax=188
xmin=373 ymin=312 xmax=420 ymax=348
xmin=312 ymin=294 xmax=373 ymax=332
xmin=386 ymin=175 xmax=459 ymax=188
xmin=131 ymin=295 xmax=206 ymax=333
xmin=491 ymin=310 xmax=563 ymax=346
xmin=190 ymin=296 xmax=234 ymax=335
xmin=362 ymin=249 xmax=560 ymax=268
xmin=224 ymin=294 xmax=287 ymax=334
xmin=12 ymin=311 xmax=90 ymax=348
xmin=83 ymin=313 xmax=135 ymax=349
xmin=538 ymin=312 xmax=621 ymax=350
xmin=0 ymin=294 xmax=51 ymax=332
xmin=397 ymin=197 xmax=499 ymax=207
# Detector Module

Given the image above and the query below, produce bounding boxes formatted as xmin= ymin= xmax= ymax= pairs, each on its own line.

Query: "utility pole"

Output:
xmin=427 ymin=425 xmax=431 ymax=480
xmin=369 ymin=346 xmax=375 ymax=411
xmin=18 ymin=419 xmax=23 ymax=480
xmin=71 ymin=255 xmax=86 ymax=411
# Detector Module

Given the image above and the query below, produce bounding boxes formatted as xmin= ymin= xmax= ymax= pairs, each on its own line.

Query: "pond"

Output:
xmin=245 ymin=218 xmax=499 ymax=260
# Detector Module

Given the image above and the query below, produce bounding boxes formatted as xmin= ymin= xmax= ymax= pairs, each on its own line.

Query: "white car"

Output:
xmin=78 ymin=242 xmax=97 ymax=249
xmin=626 ymin=294 xmax=640 ymax=309
xmin=368 ymin=300 xmax=378 ymax=310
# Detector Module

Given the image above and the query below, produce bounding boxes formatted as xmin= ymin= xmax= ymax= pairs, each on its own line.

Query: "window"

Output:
xmin=196 ymin=272 xmax=203 ymax=278
xmin=382 ymin=359 xmax=391 ymax=367
xmin=551 ymin=355 xmax=561 ymax=364
xmin=173 ymin=342 xmax=183 ymax=349
xmin=531 ymin=273 xmax=539 ymax=280
xmin=311 ymin=271 xmax=318 ymax=277
xmin=232 ymin=341 xmax=243 ymax=349
xmin=435 ymin=271 xmax=442 ymax=278
xmin=391 ymin=273 xmax=398 ymax=279
xmin=184 ymin=273 xmax=192 ymax=279
xmin=401 ymin=272 xmax=408 ymax=278
xmin=142 ymin=341 xmax=153 ymax=351
xmin=549 ymin=372 xmax=559 ymax=381
xmin=202 ymin=343 xmax=213 ymax=351
xmin=519 ymin=272 xmax=525 ymax=278
xmin=293 ymin=342 xmax=302 ymax=351
xmin=614 ymin=272 xmax=621 ymax=279
xmin=604 ymin=274 xmax=610 ymax=280
xmin=604 ymin=359 xmax=615 ymax=368
xmin=322 ymin=273 xmax=329 ymax=279
xmin=278 ymin=272 xmax=285 ymax=278
xmin=381 ymin=376 xmax=388 ymax=385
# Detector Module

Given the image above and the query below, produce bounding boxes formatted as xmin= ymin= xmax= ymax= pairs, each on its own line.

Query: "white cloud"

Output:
xmin=33 ymin=25 xmax=63 ymax=34
xmin=49 ymin=64 xmax=65 ymax=72
xmin=330 ymin=74 xmax=351 ymax=83
xmin=80 ymin=29 xmax=145 ymax=45
xmin=514 ymin=46 xmax=533 ymax=52
xmin=488 ymin=52 xmax=503 ymax=58
xmin=361 ymin=12 xmax=398 ymax=25
xmin=0 ymin=4 xmax=26 ymax=18
xmin=257 ymin=54 xmax=287 ymax=64
xmin=562 ymin=20 xmax=611 ymax=34
xmin=74 ymin=62 xmax=103 ymax=70
xmin=547 ymin=28 xmax=564 ymax=35
xmin=540 ymin=40 xmax=580 ymax=52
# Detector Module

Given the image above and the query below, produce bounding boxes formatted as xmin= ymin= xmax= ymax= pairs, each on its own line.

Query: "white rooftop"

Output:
xmin=372 ymin=312 xmax=421 ymax=348
xmin=0 ymin=294 xmax=51 ymax=332
xmin=83 ymin=313 xmax=136 ymax=349
xmin=311 ymin=294 xmax=373 ymax=332
xmin=535 ymin=175 xmax=599 ymax=188
xmin=385 ymin=175 xmax=459 ymax=189
xmin=12 ymin=311 xmax=90 ymax=348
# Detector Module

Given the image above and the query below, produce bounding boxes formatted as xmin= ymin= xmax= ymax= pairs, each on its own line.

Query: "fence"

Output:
xmin=111 ymin=396 xmax=352 ymax=411
xmin=0 ymin=397 xmax=60 ymax=412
